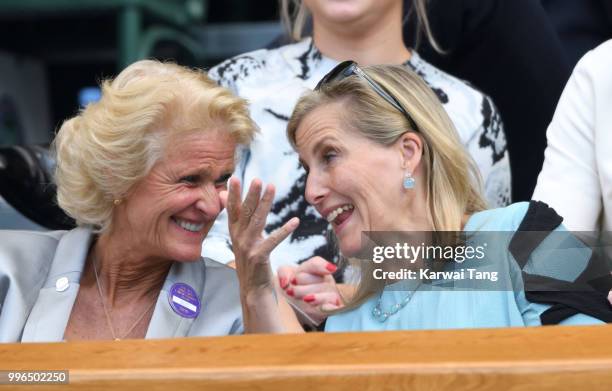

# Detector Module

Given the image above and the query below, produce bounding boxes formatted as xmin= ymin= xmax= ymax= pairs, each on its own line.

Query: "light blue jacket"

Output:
xmin=326 ymin=203 xmax=605 ymax=332
xmin=0 ymin=227 xmax=243 ymax=342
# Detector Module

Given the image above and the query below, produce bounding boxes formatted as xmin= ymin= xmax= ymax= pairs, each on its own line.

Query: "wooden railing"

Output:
xmin=1 ymin=325 xmax=611 ymax=390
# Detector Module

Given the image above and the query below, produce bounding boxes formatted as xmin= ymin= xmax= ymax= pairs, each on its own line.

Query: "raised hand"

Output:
xmin=224 ymin=177 xmax=299 ymax=291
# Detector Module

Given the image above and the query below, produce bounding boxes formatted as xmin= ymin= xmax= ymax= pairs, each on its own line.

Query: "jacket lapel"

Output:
xmin=21 ymin=227 xmax=93 ymax=342
xmin=145 ymin=259 xmax=206 ymax=338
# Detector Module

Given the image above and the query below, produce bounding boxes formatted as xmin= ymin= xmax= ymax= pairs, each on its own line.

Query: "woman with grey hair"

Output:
xmin=0 ymin=60 xmax=262 ymax=342
xmin=203 ymin=0 xmax=511 ymax=322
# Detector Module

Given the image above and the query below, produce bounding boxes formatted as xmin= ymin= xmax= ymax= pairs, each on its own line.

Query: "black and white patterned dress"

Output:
xmin=202 ymin=37 xmax=511 ymax=269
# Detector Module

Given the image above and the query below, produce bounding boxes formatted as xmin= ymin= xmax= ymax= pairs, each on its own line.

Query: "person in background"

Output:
xmin=533 ymin=40 xmax=612 ymax=232
xmin=532 ymin=40 xmax=612 ymax=305
xmin=0 ymin=60 xmax=258 ymax=342
xmin=203 ymin=0 xmax=511 ymax=285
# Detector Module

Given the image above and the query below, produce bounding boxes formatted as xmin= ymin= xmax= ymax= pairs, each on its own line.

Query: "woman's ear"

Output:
xmin=396 ymin=132 xmax=423 ymax=170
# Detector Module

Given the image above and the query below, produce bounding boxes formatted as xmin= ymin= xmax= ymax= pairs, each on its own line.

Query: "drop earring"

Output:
xmin=403 ymin=171 xmax=415 ymax=189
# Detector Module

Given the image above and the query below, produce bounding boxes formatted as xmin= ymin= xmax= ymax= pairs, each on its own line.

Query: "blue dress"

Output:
xmin=325 ymin=203 xmax=603 ymax=332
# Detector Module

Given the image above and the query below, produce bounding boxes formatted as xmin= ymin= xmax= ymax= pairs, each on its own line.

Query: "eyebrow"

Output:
xmin=180 ymin=165 xmax=233 ymax=181
xmin=299 ymin=135 xmax=339 ymax=170
xmin=311 ymin=136 xmax=339 ymax=157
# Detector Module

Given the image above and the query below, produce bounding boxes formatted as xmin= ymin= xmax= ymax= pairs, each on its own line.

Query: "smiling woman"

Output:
xmin=231 ymin=62 xmax=610 ymax=334
xmin=0 ymin=60 xmax=257 ymax=342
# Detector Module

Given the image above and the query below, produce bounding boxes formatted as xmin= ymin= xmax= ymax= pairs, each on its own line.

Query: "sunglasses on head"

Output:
xmin=315 ymin=60 xmax=419 ymax=132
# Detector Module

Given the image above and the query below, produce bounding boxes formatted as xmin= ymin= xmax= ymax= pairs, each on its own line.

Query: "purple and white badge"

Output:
xmin=168 ymin=283 xmax=201 ymax=318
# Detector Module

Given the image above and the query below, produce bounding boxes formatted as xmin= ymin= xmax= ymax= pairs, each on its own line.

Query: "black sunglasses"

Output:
xmin=315 ymin=60 xmax=419 ymax=132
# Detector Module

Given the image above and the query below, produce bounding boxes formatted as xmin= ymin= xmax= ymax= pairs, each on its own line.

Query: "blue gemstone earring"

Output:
xmin=403 ymin=171 xmax=415 ymax=189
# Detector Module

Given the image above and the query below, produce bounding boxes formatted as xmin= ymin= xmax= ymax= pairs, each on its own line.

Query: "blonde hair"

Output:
xmin=287 ymin=64 xmax=487 ymax=309
xmin=279 ymin=0 xmax=444 ymax=53
xmin=53 ymin=60 xmax=256 ymax=232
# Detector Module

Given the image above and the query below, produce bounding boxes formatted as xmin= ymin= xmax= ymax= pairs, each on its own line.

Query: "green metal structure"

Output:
xmin=0 ymin=0 xmax=208 ymax=69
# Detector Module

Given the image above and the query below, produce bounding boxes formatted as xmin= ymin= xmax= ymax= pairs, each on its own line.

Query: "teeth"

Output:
xmin=326 ymin=204 xmax=354 ymax=223
xmin=173 ymin=217 xmax=204 ymax=232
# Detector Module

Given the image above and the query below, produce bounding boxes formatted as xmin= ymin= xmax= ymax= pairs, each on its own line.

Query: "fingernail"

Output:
xmin=286 ymin=288 xmax=294 ymax=297
xmin=303 ymin=294 xmax=315 ymax=303
xmin=291 ymin=277 xmax=297 ymax=285
xmin=279 ymin=277 xmax=288 ymax=289
xmin=326 ymin=263 xmax=337 ymax=273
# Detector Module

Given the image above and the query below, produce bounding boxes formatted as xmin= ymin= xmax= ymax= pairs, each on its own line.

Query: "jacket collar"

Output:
xmin=145 ymin=259 xmax=206 ymax=339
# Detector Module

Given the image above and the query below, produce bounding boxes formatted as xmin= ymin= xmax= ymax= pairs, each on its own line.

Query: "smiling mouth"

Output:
xmin=172 ymin=217 xmax=204 ymax=233
xmin=326 ymin=204 xmax=354 ymax=225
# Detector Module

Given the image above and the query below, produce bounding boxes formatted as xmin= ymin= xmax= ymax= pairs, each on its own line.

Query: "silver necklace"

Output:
xmin=93 ymin=257 xmax=156 ymax=340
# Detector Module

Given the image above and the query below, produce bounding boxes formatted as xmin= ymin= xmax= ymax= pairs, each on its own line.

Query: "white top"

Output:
xmin=203 ymin=37 xmax=511 ymax=269
xmin=533 ymin=39 xmax=612 ymax=232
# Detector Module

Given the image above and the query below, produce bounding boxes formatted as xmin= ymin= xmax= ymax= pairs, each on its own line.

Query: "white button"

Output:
xmin=55 ymin=277 xmax=69 ymax=292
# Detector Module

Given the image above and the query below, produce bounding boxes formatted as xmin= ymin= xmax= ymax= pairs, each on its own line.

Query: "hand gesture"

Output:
xmin=223 ymin=177 xmax=299 ymax=294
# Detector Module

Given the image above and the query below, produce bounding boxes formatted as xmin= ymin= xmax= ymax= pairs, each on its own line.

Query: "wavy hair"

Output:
xmin=53 ymin=60 xmax=256 ymax=232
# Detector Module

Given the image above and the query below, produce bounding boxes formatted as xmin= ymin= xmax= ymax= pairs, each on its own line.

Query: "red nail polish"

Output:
xmin=279 ymin=277 xmax=288 ymax=289
xmin=303 ymin=294 xmax=315 ymax=303
xmin=286 ymin=288 xmax=294 ymax=297
xmin=326 ymin=263 xmax=338 ymax=273
xmin=291 ymin=277 xmax=298 ymax=285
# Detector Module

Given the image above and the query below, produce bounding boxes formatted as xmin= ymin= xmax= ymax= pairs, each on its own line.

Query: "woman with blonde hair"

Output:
xmin=230 ymin=63 xmax=609 ymax=332
xmin=0 ymin=60 xmax=264 ymax=342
